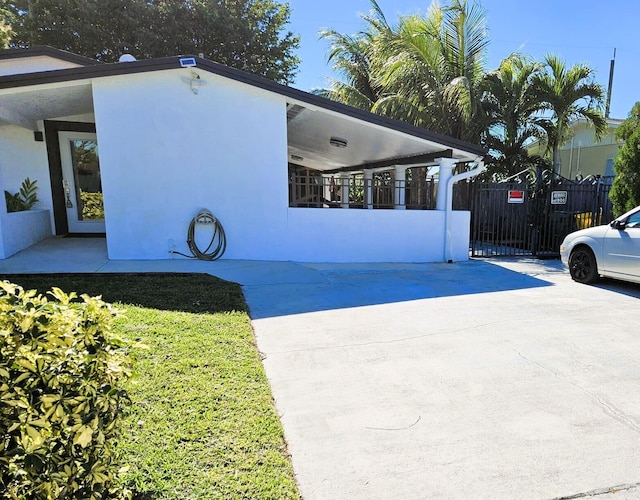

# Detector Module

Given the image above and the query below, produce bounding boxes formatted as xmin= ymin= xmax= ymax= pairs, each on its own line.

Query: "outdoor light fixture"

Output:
xmin=291 ymin=154 xmax=304 ymax=161
xmin=329 ymin=137 xmax=348 ymax=148
xmin=182 ymin=70 xmax=206 ymax=94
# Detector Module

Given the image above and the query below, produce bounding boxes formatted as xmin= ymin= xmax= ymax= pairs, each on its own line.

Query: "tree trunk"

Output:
xmin=552 ymin=146 xmax=560 ymax=176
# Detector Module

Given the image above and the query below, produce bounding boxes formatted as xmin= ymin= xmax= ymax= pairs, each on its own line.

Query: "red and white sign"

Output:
xmin=508 ymin=190 xmax=525 ymax=204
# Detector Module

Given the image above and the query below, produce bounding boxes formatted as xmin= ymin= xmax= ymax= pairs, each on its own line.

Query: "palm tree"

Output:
xmin=315 ymin=28 xmax=381 ymax=110
xmin=372 ymin=0 xmax=490 ymax=142
xmin=532 ymin=54 xmax=607 ymax=176
xmin=318 ymin=0 xmax=490 ymax=143
xmin=482 ymin=54 xmax=547 ymax=177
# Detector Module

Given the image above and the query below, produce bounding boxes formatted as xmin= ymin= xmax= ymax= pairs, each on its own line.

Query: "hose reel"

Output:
xmin=173 ymin=208 xmax=226 ymax=261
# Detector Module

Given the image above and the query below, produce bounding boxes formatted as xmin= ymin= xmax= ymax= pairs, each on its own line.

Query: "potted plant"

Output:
xmin=4 ymin=177 xmax=38 ymax=212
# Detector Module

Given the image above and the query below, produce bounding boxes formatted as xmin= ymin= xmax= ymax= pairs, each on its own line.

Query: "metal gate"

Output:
xmin=470 ymin=173 xmax=614 ymax=258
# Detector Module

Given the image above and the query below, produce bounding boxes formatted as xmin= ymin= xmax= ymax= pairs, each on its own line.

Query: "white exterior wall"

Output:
xmin=0 ymin=125 xmax=54 ymax=257
xmin=0 ymin=210 xmax=52 ymax=259
xmin=90 ymin=67 xmax=472 ymax=263
xmin=287 ymin=208 xmax=470 ymax=262
xmin=92 ymin=69 xmax=290 ymax=260
xmin=0 ymin=125 xmax=53 ymax=215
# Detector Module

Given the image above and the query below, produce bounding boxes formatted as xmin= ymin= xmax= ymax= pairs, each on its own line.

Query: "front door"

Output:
xmin=58 ymin=132 xmax=105 ymax=233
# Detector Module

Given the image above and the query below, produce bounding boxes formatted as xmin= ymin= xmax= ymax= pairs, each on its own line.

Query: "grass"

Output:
xmin=4 ymin=273 xmax=300 ymax=499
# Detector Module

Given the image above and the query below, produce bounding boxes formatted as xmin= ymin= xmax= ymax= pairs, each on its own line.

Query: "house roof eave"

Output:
xmin=0 ymin=50 xmax=486 ymax=160
xmin=0 ymin=46 xmax=101 ymax=66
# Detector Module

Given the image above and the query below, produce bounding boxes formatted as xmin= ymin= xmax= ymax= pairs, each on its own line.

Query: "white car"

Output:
xmin=560 ymin=205 xmax=640 ymax=284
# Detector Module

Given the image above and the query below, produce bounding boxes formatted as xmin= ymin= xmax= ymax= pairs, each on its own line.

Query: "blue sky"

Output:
xmin=287 ymin=0 xmax=639 ymax=119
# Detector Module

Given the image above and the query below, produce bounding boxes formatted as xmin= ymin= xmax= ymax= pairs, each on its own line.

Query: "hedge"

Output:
xmin=0 ymin=281 xmax=132 ymax=499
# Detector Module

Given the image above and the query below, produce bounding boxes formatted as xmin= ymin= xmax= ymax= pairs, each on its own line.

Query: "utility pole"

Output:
xmin=605 ymin=48 xmax=616 ymax=118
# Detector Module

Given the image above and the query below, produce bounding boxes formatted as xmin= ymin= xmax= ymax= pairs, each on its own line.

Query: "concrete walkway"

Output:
xmin=2 ymin=238 xmax=640 ymax=499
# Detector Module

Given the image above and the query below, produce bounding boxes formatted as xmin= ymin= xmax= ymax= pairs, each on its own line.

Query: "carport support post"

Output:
xmin=394 ymin=165 xmax=406 ymax=209
xmin=339 ymin=173 xmax=350 ymax=209
xmin=322 ymin=175 xmax=332 ymax=205
xmin=436 ymin=158 xmax=457 ymax=211
xmin=364 ymin=170 xmax=373 ymax=209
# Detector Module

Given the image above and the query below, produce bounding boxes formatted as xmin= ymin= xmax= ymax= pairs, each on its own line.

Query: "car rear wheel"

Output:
xmin=569 ymin=247 xmax=598 ymax=284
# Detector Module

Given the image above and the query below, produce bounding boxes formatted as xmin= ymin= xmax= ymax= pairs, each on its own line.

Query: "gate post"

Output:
xmin=531 ymin=165 xmax=544 ymax=255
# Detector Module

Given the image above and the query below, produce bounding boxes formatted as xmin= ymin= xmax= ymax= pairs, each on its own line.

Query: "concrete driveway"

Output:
xmin=241 ymin=258 xmax=640 ymax=500
xmin=2 ymin=240 xmax=640 ymax=498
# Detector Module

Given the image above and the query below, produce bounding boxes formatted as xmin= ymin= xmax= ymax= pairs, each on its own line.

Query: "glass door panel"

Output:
xmin=59 ymin=132 xmax=105 ymax=233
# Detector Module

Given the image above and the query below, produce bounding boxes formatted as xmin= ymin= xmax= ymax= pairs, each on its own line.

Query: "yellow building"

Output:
xmin=529 ymin=118 xmax=623 ymax=179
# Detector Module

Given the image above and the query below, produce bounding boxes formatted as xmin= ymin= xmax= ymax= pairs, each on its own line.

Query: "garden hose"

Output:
xmin=172 ymin=209 xmax=226 ymax=261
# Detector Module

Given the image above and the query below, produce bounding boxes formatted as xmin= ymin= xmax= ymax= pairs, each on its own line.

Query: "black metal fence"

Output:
xmin=288 ymin=165 xmax=615 ymax=259
xmin=469 ymin=174 xmax=614 ymax=257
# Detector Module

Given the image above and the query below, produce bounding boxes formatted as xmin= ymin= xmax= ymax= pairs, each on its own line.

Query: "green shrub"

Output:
xmin=4 ymin=178 xmax=38 ymax=213
xmin=0 ymin=282 xmax=132 ymax=499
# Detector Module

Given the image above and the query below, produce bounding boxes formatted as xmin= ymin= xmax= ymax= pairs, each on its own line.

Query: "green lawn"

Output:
xmin=4 ymin=273 xmax=300 ymax=499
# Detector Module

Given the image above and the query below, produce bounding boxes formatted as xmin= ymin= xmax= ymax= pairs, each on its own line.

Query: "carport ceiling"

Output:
xmin=287 ymin=103 xmax=456 ymax=173
xmin=0 ymin=83 xmax=93 ymax=129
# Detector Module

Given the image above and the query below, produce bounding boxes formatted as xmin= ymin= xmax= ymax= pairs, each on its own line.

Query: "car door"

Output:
xmin=601 ymin=209 xmax=640 ymax=281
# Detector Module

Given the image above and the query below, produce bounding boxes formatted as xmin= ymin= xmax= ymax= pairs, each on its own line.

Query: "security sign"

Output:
xmin=508 ymin=190 xmax=525 ymax=203
xmin=551 ymin=191 xmax=567 ymax=205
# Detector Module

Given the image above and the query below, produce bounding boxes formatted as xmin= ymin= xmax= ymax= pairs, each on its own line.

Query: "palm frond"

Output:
xmin=314 ymin=79 xmax=377 ymax=110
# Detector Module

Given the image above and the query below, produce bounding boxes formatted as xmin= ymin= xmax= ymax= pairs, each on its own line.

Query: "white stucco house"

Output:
xmin=0 ymin=46 xmax=486 ymax=263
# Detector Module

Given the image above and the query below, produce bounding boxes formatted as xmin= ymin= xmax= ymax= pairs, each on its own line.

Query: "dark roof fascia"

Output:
xmin=0 ymin=53 xmax=487 ymax=157
xmin=0 ymin=56 xmax=179 ymax=89
xmin=324 ymin=149 xmax=454 ymax=174
xmin=0 ymin=46 xmax=100 ymax=66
